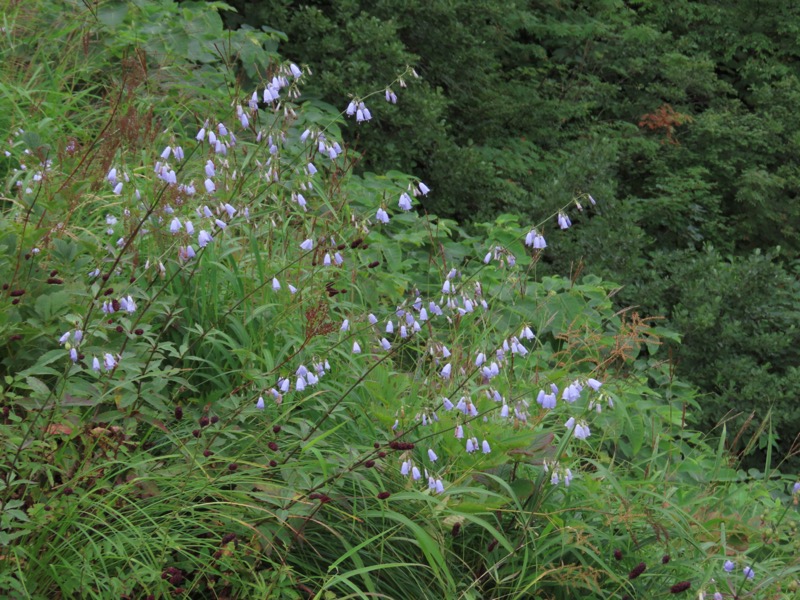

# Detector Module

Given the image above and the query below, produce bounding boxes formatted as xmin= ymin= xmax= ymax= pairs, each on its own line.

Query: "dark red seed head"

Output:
xmin=9 ymin=334 xmax=22 ymax=342
xmin=228 ymin=463 xmax=238 ymax=471
xmin=11 ymin=299 xmax=19 ymax=305
xmin=1 ymin=283 xmax=8 ymax=290
xmin=269 ymin=460 xmax=277 ymax=467
xmin=210 ymin=415 xmax=219 ymax=424
xmin=192 ymin=429 xmax=201 ymax=438
xmin=378 ymin=451 xmax=386 ymax=458
xmin=50 ymin=270 xmax=58 ymax=276
xmin=104 ymin=288 xmax=113 ymax=296
xmin=10 ymin=289 xmax=25 ymax=297
xmin=199 ymin=416 xmax=210 ymax=427
xmin=350 ymin=237 xmax=363 ymax=249
xmin=628 ymin=562 xmax=646 ymax=580
xmin=115 ymin=325 xmax=124 ymax=333
xmin=174 ymin=406 xmax=183 ymax=420
xmin=221 ymin=532 xmax=236 ymax=544
xmin=63 ymin=487 xmax=73 ymax=496
xmin=662 ymin=554 xmax=671 ymax=564
xmin=203 ymin=450 xmax=212 ymax=457
xmin=268 ymin=441 xmax=278 ymax=451
xmin=613 ymin=549 xmax=623 ymax=561
xmin=272 ymin=425 xmax=281 ymax=434
xmin=102 ymin=274 xmax=110 ymax=281
xmin=368 ymin=261 xmax=380 ymax=268
xmin=364 ymin=460 xmax=375 ymax=468
xmin=487 ymin=539 xmax=498 ymax=552
xmin=451 ymin=523 xmax=461 ymax=537
xmin=134 ymin=328 xmax=144 ymax=335
xmin=670 ymin=581 xmax=691 ymax=594
xmin=47 ymin=278 xmax=64 ymax=284
xmin=129 ymin=276 xmax=136 ymax=283
xmin=377 ymin=491 xmax=390 ymax=500
xmin=24 ymin=253 xmax=31 ymax=260
xmin=373 ymin=442 xmax=380 ymax=449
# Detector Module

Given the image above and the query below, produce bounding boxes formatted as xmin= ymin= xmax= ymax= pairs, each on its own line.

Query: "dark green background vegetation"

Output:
xmin=224 ymin=0 xmax=800 ymax=468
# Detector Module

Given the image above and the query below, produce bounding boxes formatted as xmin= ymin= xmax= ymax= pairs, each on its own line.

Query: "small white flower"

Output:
xmin=352 ymin=341 xmax=361 ymax=354
xmin=300 ymin=238 xmax=313 ymax=251
xmin=272 ymin=277 xmax=281 ymax=291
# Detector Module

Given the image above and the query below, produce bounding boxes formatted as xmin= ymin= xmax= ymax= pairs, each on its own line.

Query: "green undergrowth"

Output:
xmin=0 ymin=1 xmax=798 ymax=599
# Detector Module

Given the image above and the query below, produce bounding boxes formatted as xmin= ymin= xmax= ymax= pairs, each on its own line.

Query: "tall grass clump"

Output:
xmin=0 ymin=1 xmax=799 ymax=599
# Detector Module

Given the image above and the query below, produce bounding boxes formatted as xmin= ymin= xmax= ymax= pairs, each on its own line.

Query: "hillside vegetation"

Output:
xmin=0 ymin=1 xmax=798 ymax=598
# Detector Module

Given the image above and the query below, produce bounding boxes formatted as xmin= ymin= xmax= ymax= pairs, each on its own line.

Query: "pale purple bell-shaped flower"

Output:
xmin=398 ymin=193 xmax=413 ymax=211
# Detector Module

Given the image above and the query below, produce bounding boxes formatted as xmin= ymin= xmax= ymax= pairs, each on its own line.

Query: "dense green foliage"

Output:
xmin=223 ymin=0 xmax=800 ymax=468
xmin=0 ymin=1 xmax=799 ymax=598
